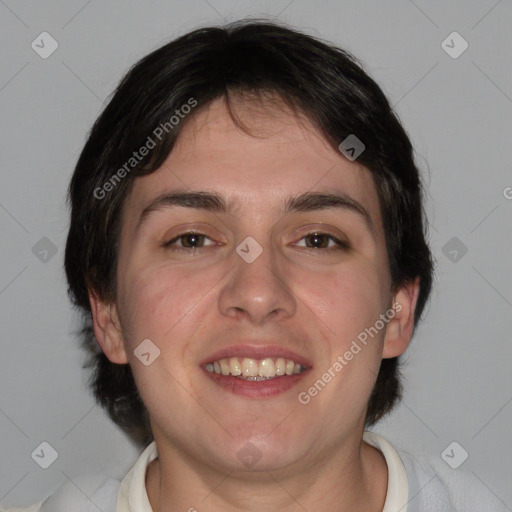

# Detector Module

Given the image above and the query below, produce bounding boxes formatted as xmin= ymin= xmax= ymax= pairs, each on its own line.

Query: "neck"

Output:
xmin=145 ymin=433 xmax=388 ymax=512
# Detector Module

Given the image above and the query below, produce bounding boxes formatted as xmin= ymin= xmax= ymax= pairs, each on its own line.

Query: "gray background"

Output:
xmin=1 ymin=0 xmax=511 ymax=508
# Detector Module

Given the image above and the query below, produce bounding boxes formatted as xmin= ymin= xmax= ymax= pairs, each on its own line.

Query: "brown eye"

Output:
xmin=305 ymin=233 xmax=330 ymax=249
xmin=178 ymin=233 xmax=205 ymax=248
xmin=164 ymin=232 xmax=215 ymax=250
xmin=295 ymin=232 xmax=349 ymax=251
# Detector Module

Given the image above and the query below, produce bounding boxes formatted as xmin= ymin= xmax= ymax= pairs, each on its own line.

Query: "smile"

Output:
xmin=204 ymin=357 xmax=307 ymax=380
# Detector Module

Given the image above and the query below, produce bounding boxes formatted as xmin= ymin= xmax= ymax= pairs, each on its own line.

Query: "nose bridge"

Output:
xmin=218 ymin=232 xmax=296 ymax=323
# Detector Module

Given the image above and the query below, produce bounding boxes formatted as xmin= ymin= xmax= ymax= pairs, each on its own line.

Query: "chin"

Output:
xmin=208 ymin=434 xmax=307 ymax=474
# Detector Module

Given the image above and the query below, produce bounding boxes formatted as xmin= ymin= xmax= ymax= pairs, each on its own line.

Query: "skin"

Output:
xmin=90 ymin=95 xmax=420 ymax=512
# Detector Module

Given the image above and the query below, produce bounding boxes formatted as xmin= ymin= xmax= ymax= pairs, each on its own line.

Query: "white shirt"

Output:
xmin=2 ymin=431 xmax=508 ymax=511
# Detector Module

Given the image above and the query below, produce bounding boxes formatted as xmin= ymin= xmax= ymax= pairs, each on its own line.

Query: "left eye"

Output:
xmin=294 ymin=232 xmax=348 ymax=250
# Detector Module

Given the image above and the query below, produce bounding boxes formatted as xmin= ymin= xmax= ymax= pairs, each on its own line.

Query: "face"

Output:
xmin=92 ymin=96 xmax=417 ymax=474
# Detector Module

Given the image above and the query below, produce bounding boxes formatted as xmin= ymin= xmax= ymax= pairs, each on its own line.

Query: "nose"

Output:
xmin=218 ymin=238 xmax=297 ymax=325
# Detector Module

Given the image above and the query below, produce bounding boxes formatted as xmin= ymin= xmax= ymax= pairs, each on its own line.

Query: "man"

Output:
xmin=5 ymin=19 xmax=504 ymax=512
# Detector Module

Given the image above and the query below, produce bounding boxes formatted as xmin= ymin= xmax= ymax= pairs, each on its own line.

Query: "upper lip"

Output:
xmin=199 ymin=343 xmax=312 ymax=368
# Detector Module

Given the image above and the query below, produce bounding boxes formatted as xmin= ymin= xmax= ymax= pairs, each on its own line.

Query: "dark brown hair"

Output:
xmin=64 ymin=19 xmax=435 ymax=447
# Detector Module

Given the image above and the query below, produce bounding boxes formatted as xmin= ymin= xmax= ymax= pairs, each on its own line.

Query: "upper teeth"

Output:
xmin=205 ymin=357 xmax=305 ymax=379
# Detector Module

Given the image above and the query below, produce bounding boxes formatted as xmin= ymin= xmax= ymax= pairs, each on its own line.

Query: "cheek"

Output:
xmin=300 ymin=264 xmax=386 ymax=416
xmin=117 ymin=259 xmax=221 ymax=351
xmin=117 ymin=265 xmax=208 ymax=399
xmin=300 ymin=261 xmax=387 ymax=342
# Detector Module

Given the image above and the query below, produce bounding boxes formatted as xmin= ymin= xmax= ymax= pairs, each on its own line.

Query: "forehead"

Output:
xmin=123 ymin=96 xmax=384 ymax=233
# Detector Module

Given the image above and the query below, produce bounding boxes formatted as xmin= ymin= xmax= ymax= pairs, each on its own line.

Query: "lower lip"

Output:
xmin=201 ymin=368 xmax=310 ymax=398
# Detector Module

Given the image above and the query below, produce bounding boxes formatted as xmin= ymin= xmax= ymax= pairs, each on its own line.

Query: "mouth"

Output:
xmin=200 ymin=345 xmax=312 ymax=398
xmin=205 ymin=356 xmax=307 ymax=380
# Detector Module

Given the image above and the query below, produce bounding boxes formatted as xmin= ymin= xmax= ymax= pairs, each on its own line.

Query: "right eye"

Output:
xmin=163 ymin=232 xmax=217 ymax=252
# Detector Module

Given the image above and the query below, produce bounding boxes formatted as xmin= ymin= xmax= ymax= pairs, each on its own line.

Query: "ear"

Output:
xmin=89 ymin=291 xmax=129 ymax=364
xmin=382 ymin=277 xmax=421 ymax=359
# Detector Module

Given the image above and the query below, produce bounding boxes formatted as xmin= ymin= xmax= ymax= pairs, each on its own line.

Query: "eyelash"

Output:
xmin=163 ymin=231 xmax=349 ymax=253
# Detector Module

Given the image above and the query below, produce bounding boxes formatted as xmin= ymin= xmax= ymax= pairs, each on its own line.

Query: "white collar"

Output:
xmin=116 ymin=431 xmax=409 ymax=511
xmin=363 ymin=431 xmax=409 ymax=511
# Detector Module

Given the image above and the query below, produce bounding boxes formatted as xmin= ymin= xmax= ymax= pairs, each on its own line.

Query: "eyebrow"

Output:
xmin=136 ymin=189 xmax=376 ymax=238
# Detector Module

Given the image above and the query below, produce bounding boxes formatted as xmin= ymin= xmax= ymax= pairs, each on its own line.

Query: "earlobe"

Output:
xmin=382 ymin=277 xmax=421 ymax=359
xmin=89 ymin=292 xmax=129 ymax=364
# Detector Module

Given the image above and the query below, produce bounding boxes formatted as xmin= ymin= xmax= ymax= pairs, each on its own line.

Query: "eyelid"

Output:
xmin=164 ymin=230 xmax=216 ymax=249
xmin=292 ymin=231 xmax=349 ymax=250
xmin=291 ymin=223 xmax=349 ymax=246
